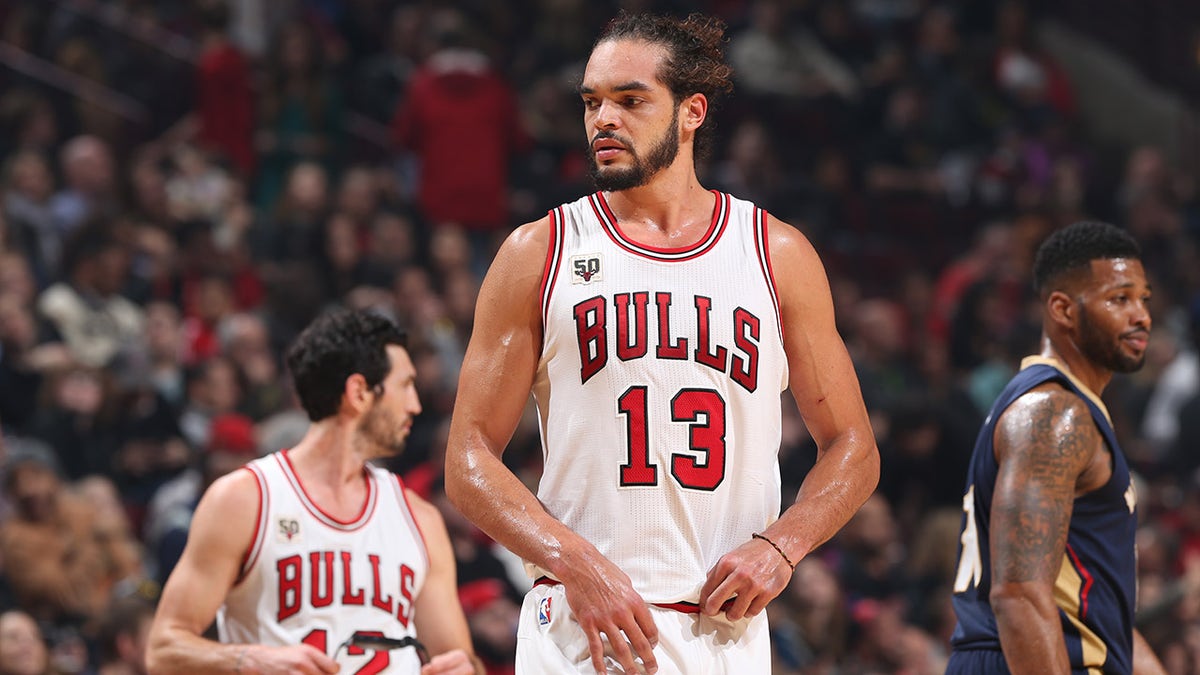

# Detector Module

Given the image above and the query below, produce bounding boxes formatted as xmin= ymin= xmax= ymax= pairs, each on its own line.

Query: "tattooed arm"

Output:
xmin=989 ymin=385 xmax=1105 ymax=675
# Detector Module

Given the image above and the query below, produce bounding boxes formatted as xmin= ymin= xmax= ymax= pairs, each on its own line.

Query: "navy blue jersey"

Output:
xmin=950 ymin=357 xmax=1138 ymax=675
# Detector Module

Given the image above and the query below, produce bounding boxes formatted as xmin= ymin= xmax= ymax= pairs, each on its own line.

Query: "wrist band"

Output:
xmin=752 ymin=532 xmax=796 ymax=570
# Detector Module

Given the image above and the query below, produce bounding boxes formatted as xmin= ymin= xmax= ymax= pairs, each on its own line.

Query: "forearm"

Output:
xmin=1132 ymin=629 xmax=1167 ymax=675
xmin=772 ymin=430 xmax=878 ymax=560
xmin=146 ymin=627 xmax=246 ymax=675
xmin=445 ymin=439 xmax=600 ymax=583
xmin=992 ymin=593 xmax=1070 ymax=675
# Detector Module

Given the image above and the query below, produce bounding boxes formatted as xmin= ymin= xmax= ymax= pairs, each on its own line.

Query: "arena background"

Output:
xmin=0 ymin=0 xmax=1198 ymax=673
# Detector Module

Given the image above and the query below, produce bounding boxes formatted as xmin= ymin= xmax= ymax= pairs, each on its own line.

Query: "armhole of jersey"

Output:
xmin=392 ymin=474 xmax=431 ymax=570
xmin=539 ymin=207 xmax=564 ymax=328
xmin=754 ymin=207 xmax=785 ymax=344
xmin=235 ymin=463 xmax=268 ymax=586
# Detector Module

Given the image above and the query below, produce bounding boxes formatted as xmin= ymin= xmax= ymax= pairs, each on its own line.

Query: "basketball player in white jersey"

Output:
xmin=444 ymin=11 xmax=879 ymax=675
xmin=147 ymin=309 xmax=482 ymax=674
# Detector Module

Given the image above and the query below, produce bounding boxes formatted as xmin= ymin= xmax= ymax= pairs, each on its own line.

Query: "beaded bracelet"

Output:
xmin=752 ymin=532 xmax=796 ymax=570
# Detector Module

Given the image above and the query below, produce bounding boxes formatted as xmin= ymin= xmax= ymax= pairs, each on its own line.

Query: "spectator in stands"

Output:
xmin=458 ymin=578 xmax=519 ymax=675
xmin=36 ymin=222 xmax=143 ymax=369
xmin=50 ymin=136 xmax=119 ymax=237
xmin=0 ymin=609 xmax=50 ymax=675
xmin=391 ymin=8 xmax=530 ymax=272
xmin=177 ymin=356 xmax=242 ymax=452
xmin=0 ymin=293 xmax=69 ymax=433
xmin=0 ymin=443 xmax=140 ymax=624
xmin=94 ymin=595 xmax=155 ymax=675
xmin=2 ymin=150 xmax=58 ymax=281
xmin=144 ymin=412 xmax=257 ymax=584
xmin=191 ymin=0 xmax=256 ymax=177
xmin=254 ymin=19 xmax=344 ymax=211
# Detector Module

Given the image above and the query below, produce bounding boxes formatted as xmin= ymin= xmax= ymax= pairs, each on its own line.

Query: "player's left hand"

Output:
xmin=420 ymin=648 xmax=479 ymax=675
xmin=698 ymin=537 xmax=793 ymax=620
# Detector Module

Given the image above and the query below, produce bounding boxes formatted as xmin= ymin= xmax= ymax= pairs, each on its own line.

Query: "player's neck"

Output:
xmin=1040 ymin=336 xmax=1112 ymax=396
xmin=601 ymin=167 xmax=713 ymax=245
xmin=287 ymin=422 xmax=372 ymax=488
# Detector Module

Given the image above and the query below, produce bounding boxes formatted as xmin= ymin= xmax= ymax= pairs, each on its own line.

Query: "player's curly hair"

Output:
xmin=596 ymin=11 xmax=734 ymax=161
xmin=285 ymin=308 xmax=407 ymax=421
xmin=1032 ymin=220 xmax=1141 ymax=295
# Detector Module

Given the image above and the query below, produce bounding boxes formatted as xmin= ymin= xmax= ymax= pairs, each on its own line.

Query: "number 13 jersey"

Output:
xmin=531 ymin=191 xmax=789 ymax=605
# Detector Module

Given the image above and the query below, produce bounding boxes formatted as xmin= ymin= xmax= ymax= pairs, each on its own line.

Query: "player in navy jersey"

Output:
xmin=444 ymin=10 xmax=878 ymax=675
xmin=948 ymin=221 xmax=1165 ymax=674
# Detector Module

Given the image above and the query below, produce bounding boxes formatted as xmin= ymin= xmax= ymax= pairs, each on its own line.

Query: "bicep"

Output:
xmin=771 ymin=219 xmax=871 ymax=450
xmin=990 ymin=393 xmax=1096 ymax=584
xmin=153 ymin=471 xmax=260 ymax=635
xmin=450 ymin=222 xmax=547 ymax=457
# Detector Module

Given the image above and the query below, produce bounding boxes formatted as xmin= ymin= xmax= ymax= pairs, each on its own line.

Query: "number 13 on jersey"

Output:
xmin=617 ymin=385 xmax=727 ymax=491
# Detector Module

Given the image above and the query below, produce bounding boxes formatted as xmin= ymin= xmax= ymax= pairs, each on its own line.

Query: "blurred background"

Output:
xmin=0 ymin=0 xmax=1198 ymax=673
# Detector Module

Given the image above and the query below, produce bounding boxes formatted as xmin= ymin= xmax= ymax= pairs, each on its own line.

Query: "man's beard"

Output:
xmin=1077 ymin=304 xmax=1146 ymax=374
xmin=359 ymin=401 xmax=407 ymax=455
xmin=589 ymin=109 xmax=680 ymax=191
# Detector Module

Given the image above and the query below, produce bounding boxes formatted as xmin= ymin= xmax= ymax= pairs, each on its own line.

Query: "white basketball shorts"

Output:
xmin=515 ymin=581 xmax=771 ymax=674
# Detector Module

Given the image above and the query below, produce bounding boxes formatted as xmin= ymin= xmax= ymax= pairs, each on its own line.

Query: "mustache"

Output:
xmin=1121 ymin=328 xmax=1150 ymax=339
xmin=590 ymin=130 xmax=633 ymax=149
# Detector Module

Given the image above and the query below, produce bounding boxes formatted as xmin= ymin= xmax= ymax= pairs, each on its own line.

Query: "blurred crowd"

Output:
xmin=0 ymin=0 xmax=1198 ymax=673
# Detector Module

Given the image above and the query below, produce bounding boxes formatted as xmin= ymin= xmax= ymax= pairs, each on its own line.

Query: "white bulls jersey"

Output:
xmin=218 ymin=451 xmax=429 ymax=673
xmin=531 ymin=191 xmax=789 ymax=605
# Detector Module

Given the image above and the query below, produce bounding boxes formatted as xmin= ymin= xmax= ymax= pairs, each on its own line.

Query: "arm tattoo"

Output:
xmin=992 ymin=389 xmax=1098 ymax=584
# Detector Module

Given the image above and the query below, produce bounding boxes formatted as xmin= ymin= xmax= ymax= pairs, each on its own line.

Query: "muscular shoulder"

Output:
xmin=498 ymin=216 xmax=552 ymax=267
xmin=762 ymin=214 xmax=835 ymax=324
xmin=402 ymin=489 xmax=446 ymax=533
xmin=474 ymin=216 xmax=553 ymax=327
xmin=995 ymin=382 xmax=1101 ymax=474
xmin=192 ymin=468 xmax=262 ymax=532
xmin=764 ymin=215 xmax=821 ymax=269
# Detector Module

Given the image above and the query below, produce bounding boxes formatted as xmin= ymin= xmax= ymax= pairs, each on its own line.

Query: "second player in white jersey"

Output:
xmin=533 ymin=191 xmax=787 ymax=605
xmin=219 ymin=451 xmax=429 ymax=673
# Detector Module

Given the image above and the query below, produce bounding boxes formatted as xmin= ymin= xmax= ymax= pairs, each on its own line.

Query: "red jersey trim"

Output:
xmin=235 ymin=463 xmax=268 ymax=585
xmin=1066 ymin=543 xmax=1094 ymax=618
xmin=275 ymin=451 xmax=378 ymax=532
xmin=392 ymin=473 xmax=431 ymax=570
xmin=533 ymin=577 xmax=734 ymax=614
xmin=540 ymin=207 xmax=564 ymax=326
xmin=753 ymin=208 xmax=785 ymax=344
xmin=588 ymin=191 xmax=730 ymax=262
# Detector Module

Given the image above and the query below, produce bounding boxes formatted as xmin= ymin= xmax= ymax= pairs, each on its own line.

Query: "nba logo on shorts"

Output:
xmin=538 ymin=596 xmax=553 ymax=626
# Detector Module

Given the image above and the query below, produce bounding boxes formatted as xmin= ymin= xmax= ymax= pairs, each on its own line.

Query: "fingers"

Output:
xmin=586 ymin=628 xmax=607 ymax=675
xmin=626 ymin=608 xmax=659 ymax=674
xmin=605 ymin=623 xmax=640 ymax=674
xmin=305 ymin=647 xmax=340 ymax=674
xmin=699 ymin=572 xmax=737 ymax=616
xmin=419 ymin=650 xmax=474 ymax=675
xmin=583 ymin=617 xmax=660 ymax=675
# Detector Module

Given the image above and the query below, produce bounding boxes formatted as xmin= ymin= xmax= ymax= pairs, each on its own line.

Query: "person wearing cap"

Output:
xmin=142 ymin=413 xmax=260 ymax=584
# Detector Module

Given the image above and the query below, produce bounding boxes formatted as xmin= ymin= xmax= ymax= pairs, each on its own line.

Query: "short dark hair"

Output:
xmin=1032 ymin=220 xmax=1141 ymax=295
xmin=596 ymin=11 xmax=734 ymax=161
xmin=96 ymin=596 xmax=156 ymax=664
xmin=60 ymin=219 xmax=119 ymax=277
xmin=285 ymin=309 xmax=407 ymax=421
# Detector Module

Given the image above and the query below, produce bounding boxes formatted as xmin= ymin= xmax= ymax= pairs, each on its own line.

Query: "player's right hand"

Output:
xmin=559 ymin=553 xmax=659 ymax=675
xmin=240 ymin=644 xmax=340 ymax=674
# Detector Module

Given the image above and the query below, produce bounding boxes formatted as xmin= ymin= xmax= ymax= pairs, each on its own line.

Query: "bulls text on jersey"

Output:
xmin=573 ymin=291 xmax=762 ymax=392
xmin=275 ymin=551 xmax=417 ymax=626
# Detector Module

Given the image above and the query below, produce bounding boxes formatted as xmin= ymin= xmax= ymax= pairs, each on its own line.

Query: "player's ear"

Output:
xmin=343 ymin=373 xmax=373 ymax=413
xmin=1046 ymin=290 xmax=1075 ymax=328
xmin=682 ymin=93 xmax=707 ymax=132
